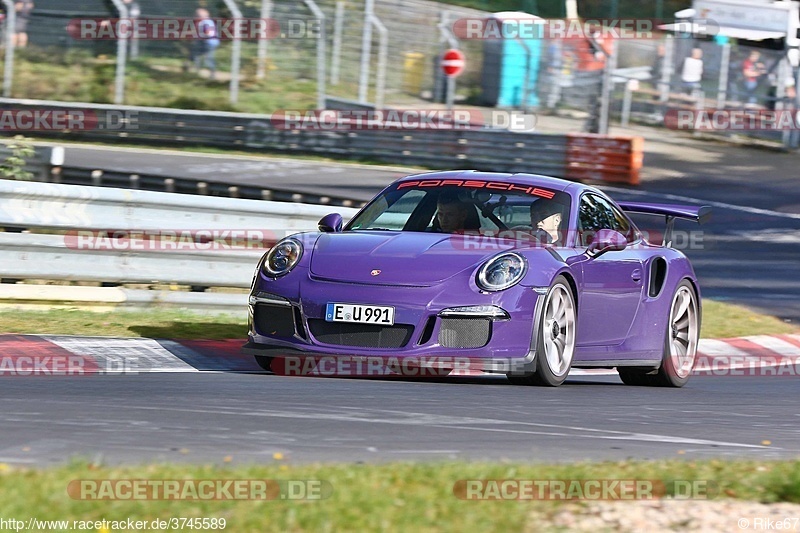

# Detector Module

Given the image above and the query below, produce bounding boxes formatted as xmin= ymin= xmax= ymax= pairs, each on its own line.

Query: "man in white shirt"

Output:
xmin=681 ymin=48 xmax=703 ymax=95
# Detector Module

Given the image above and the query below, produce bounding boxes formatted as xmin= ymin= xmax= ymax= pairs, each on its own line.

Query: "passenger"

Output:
xmin=530 ymin=201 xmax=564 ymax=245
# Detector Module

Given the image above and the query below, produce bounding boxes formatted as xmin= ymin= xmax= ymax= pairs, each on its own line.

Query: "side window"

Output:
xmin=578 ymin=194 xmax=637 ymax=245
xmin=578 ymin=195 xmax=611 ymax=246
xmin=607 ymin=202 xmax=637 ymax=243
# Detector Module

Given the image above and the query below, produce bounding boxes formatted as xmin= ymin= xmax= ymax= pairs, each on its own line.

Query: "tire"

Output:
xmin=254 ymin=355 xmax=274 ymax=372
xmin=618 ymin=280 xmax=699 ymax=387
xmin=507 ymin=275 xmax=577 ymax=387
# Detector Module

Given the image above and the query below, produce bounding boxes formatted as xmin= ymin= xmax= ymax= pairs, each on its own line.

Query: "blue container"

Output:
xmin=481 ymin=13 xmax=542 ymax=108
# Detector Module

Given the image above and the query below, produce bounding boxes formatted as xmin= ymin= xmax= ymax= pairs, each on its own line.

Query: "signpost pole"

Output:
xmin=441 ymin=49 xmax=465 ymax=112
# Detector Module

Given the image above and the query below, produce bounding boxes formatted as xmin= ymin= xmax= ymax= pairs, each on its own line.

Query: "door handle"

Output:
xmin=631 ymin=269 xmax=642 ymax=283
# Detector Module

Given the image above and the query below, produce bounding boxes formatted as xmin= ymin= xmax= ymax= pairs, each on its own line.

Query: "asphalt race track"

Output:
xmin=5 ymin=135 xmax=797 ymax=467
xmin=0 ymin=372 xmax=796 ymax=466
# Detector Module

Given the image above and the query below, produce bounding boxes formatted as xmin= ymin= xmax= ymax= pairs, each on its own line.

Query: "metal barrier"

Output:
xmin=0 ymin=98 xmax=644 ymax=186
xmin=0 ymin=180 xmax=358 ymax=310
xmin=53 ymin=166 xmax=361 ymax=207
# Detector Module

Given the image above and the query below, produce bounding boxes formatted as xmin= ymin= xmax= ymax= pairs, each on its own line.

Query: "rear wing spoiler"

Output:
xmin=617 ymin=201 xmax=711 ymax=247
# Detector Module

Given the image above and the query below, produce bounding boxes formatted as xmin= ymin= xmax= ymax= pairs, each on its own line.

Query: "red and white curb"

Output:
xmin=0 ymin=334 xmax=797 ymax=377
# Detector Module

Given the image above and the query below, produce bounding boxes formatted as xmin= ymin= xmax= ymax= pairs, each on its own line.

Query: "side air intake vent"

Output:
xmin=649 ymin=257 xmax=667 ymax=298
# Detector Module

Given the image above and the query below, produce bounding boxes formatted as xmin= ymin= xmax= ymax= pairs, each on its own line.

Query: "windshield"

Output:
xmin=347 ymin=181 xmax=572 ymax=241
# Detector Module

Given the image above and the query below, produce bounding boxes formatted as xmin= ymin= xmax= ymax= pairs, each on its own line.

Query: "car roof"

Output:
xmin=395 ymin=170 xmax=577 ymax=193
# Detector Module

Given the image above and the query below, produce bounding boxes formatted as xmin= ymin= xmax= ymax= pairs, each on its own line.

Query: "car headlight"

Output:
xmin=263 ymin=238 xmax=303 ymax=277
xmin=476 ymin=252 xmax=527 ymax=292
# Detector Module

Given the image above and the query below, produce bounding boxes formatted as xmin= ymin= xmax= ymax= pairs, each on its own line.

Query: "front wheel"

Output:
xmin=254 ymin=355 xmax=274 ymax=372
xmin=508 ymin=275 xmax=576 ymax=387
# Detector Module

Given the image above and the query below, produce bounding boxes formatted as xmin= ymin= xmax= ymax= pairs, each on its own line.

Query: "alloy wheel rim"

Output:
xmin=543 ymin=284 xmax=576 ymax=377
xmin=669 ymin=286 xmax=698 ymax=378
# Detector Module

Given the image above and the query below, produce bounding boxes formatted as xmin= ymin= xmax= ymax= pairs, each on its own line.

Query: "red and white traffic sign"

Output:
xmin=441 ymin=49 xmax=466 ymax=77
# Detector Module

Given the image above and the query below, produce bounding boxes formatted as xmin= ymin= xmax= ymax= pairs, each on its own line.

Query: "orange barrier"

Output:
xmin=565 ymin=134 xmax=644 ymax=186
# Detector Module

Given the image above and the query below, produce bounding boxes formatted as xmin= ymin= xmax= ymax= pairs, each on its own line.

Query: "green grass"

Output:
xmin=701 ymin=300 xmax=797 ymax=339
xmin=0 ymin=459 xmax=798 ymax=532
xmin=0 ymin=300 xmax=795 ymax=340
xmin=4 ymin=46 xmax=318 ymax=114
xmin=0 ymin=308 xmax=246 ymax=339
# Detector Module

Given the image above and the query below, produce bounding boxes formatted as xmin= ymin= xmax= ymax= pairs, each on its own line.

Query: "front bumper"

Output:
xmin=245 ymin=273 xmax=545 ymax=373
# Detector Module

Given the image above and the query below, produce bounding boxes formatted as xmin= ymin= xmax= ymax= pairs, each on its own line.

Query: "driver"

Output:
xmin=530 ymin=200 xmax=564 ymax=245
xmin=435 ymin=192 xmax=478 ymax=233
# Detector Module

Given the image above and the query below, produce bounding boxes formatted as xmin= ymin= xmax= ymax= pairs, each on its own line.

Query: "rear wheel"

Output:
xmin=508 ymin=275 xmax=576 ymax=387
xmin=618 ymin=280 xmax=699 ymax=387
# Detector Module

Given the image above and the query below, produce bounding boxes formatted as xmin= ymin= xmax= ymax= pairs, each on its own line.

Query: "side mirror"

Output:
xmin=587 ymin=229 xmax=627 ymax=258
xmin=318 ymin=213 xmax=343 ymax=233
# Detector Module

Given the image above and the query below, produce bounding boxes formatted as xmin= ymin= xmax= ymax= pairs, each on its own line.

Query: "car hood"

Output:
xmin=309 ymin=231 xmax=517 ymax=285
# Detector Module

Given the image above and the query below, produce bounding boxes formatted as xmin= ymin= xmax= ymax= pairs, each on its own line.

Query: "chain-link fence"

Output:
xmin=1 ymin=1 xmax=798 ymax=147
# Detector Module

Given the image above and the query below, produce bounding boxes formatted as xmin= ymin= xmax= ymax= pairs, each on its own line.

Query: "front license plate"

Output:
xmin=325 ymin=303 xmax=395 ymax=325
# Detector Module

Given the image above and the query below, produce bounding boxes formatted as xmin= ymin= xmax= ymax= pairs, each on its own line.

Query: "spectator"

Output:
xmin=680 ymin=48 xmax=703 ymax=95
xmin=188 ymin=8 xmax=220 ymax=80
xmin=12 ymin=0 xmax=33 ymax=48
xmin=742 ymin=50 xmax=767 ymax=105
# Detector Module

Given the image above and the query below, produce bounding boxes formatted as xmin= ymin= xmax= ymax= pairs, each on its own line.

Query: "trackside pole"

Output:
xmin=221 ymin=0 xmax=242 ymax=104
xmin=256 ymin=0 xmax=272 ymax=80
xmin=304 ymin=0 xmax=327 ymax=110
xmin=109 ymin=0 xmax=128 ymax=104
xmin=1 ymin=0 xmax=15 ymax=97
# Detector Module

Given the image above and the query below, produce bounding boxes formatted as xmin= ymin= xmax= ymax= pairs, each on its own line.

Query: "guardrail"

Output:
xmin=0 ymin=98 xmax=644 ymax=186
xmin=0 ymin=180 xmax=358 ymax=311
xmin=53 ymin=166 xmax=363 ymax=207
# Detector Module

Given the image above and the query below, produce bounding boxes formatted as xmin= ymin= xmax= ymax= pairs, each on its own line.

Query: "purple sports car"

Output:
xmin=243 ymin=171 xmax=710 ymax=387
